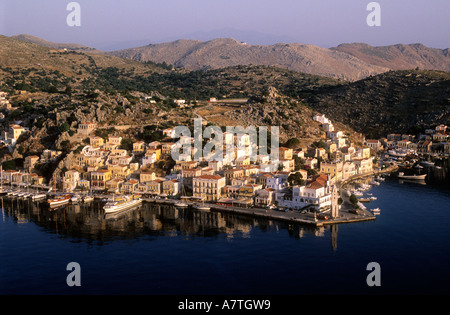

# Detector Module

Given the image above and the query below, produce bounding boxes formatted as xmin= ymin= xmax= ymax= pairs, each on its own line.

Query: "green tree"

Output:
xmin=349 ymin=194 xmax=359 ymax=207
xmin=285 ymin=137 xmax=300 ymax=149
xmin=120 ymin=138 xmax=133 ymax=151
xmin=59 ymin=122 xmax=70 ymax=133
xmin=288 ymin=172 xmax=304 ymax=186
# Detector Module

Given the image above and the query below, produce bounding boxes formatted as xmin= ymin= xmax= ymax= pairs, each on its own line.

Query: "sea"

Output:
xmin=1 ymin=174 xmax=450 ymax=296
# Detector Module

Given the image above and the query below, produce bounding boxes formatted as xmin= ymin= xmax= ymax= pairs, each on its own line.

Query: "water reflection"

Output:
xmin=1 ymin=197 xmax=333 ymax=245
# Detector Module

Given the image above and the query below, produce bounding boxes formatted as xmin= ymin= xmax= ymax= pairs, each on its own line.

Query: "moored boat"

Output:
xmin=371 ymin=208 xmax=381 ymax=215
xmin=103 ymin=194 xmax=142 ymax=214
xmin=174 ymin=200 xmax=189 ymax=208
xmin=193 ymin=203 xmax=210 ymax=211
xmin=397 ymin=172 xmax=427 ymax=180
xmin=70 ymin=194 xmax=81 ymax=204
xmin=82 ymin=195 xmax=94 ymax=203
xmin=47 ymin=194 xmax=71 ymax=207
xmin=30 ymin=192 xmax=47 ymax=200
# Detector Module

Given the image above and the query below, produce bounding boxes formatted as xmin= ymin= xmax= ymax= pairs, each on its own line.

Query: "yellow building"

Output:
xmin=358 ymin=147 xmax=371 ymax=159
xmin=279 ymin=147 xmax=293 ymax=160
xmin=320 ymin=161 xmax=343 ymax=182
xmin=90 ymin=169 xmax=112 ymax=190
xmin=236 ymin=156 xmax=250 ymax=167
xmin=146 ymin=148 xmax=161 ymax=161
xmin=133 ymin=141 xmax=146 ymax=153
xmin=162 ymin=179 xmax=181 ymax=196
xmin=224 ymin=168 xmax=245 ymax=184
xmin=147 ymin=179 xmax=163 ymax=195
xmin=193 ymin=175 xmax=226 ymax=201
xmin=106 ymin=178 xmax=124 ymax=193
xmin=90 ymin=136 xmax=104 ymax=148
xmin=162 ymin=142 xmax=176 ymax=156
xmin=107 ymin=136 xmax=122 ymax=146
xmin=111 ymin=164 xmax=130 ymax=179
xmin=140 ymin=171 xmax=156 ymax=183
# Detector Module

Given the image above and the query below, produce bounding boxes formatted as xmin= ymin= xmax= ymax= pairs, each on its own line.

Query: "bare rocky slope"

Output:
xmin=108 ymin=38 xmax=389 ymax=81
xmin=331 ymin=43 xmax=450 ymax=72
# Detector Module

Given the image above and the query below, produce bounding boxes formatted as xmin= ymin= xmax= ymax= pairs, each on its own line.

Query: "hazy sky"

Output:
xmin=1 ymin=0 xmax=449 ymax=50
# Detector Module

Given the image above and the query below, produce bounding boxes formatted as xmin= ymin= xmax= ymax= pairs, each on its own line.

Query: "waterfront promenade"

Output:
xmin=2 ymin=165 xmax=399 ymax=228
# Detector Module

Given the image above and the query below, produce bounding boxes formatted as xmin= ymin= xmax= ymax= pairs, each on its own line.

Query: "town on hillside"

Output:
xmin=1 ymin=106 xmax=449 ymax=213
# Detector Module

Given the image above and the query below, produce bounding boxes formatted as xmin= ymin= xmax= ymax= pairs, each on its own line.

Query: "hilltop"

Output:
xmin=11 ymin=34 xmax=103 ymax=54
xmin=108 ymin=38 xmax=389 ymax=81
xmin=108 ymin=38 xmax=450 ymax=82
xmin=331 ymin=43 xmax=450 ymax=72
xmin=0 ymin=35 xmax=168 ymax=82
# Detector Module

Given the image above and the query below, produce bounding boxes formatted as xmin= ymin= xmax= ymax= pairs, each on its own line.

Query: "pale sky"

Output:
xmin=1 ymin=0 xmax=449 ymax=51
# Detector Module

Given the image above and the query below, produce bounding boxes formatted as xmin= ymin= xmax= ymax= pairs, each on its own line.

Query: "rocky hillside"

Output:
xmin=305 ymin=69 xmax=450 ymax=138
xmin=108 ymin=38 xmax=389 ymax=81
xmin=331 ymin=43 xmax=450 ymax=72
xmin=11 ymin=34 xmax=103 ymax=54
xmin=0 ymin=35 xmax=166 ymax=81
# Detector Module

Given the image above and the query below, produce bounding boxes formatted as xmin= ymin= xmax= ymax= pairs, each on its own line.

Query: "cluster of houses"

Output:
xmin=364 ymin=124 xmax=449 ymax=156
xmin=2 ymin=114 xmax=389 ymax=212
xmin=40 ymin=115 xmax=377 ymax=212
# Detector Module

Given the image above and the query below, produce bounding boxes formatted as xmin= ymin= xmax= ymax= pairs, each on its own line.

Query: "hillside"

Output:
xmin=11 ymin=34 xmax=103 ymax=54
xmin=108 ymin=38 xmax=389 ymax=81
xmin=305 ymin=69 xmax=450 ymax=138
xmin=331 ymin=43 xmax=450 ymax=72
xmin=0 ymin=35 xmax=167 ymax=82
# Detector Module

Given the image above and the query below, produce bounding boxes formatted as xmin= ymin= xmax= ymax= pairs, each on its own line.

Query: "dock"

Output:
xmin=139 ymin=197 xmax=376 ymax=228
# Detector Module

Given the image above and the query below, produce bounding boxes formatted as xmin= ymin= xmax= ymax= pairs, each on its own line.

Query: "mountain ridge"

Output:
xmin=8 ymin=34 xmax=450 ymax=82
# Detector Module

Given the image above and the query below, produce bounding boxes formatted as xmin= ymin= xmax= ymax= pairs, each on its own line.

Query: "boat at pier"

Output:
xmin=82 ymin=195 xmax=94 ymax=203
xmin=397 ymin=172 xmax=427 ymax=180
xmin=30 ymin=192 xmax=47 ymax=200
xmin=103 ymin=194 xmax=142 ymax=214
xmin=174 ymin=200 xmax=189 ymax=207
xmin=193 ymin=202 xmax=210 ymax=211
xmin=47 ymin=194 xmax=72 ymax=207
xmin=387 ymin=150 xmax=407 ymax=157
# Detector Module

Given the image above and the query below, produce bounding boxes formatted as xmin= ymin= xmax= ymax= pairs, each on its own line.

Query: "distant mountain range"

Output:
xmin=9 ymin=34 xmax=450 ymax=82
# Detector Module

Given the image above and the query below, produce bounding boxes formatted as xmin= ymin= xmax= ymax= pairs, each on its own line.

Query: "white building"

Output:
xmin=277 ymin=174 xmax=332 ymax=210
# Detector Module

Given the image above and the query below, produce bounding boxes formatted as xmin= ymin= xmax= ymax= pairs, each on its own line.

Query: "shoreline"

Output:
xmin=2 ymin=166 xmax=399 ymax=228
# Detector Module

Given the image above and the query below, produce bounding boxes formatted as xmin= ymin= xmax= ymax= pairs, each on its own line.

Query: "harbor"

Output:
xmin=0 ymin=184 xmax=377 ymax=228
xmin=2 ymin=173 xmax=450 ymax=295
xmin=0 ymin=162 xmax=410 ymax=228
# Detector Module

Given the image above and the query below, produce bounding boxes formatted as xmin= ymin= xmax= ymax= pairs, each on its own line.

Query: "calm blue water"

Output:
xmin=1 ymin=176 xmax=450 ymax=295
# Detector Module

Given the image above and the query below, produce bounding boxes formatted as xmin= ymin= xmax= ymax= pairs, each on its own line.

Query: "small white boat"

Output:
xmin=174 ymin=200 xmax=189 ymax=208
xmin=387 ymin=150 xmax=407 ymax=157
xmin=71 ymin=194 xmax=81 ymax=204
xmin=371 ymin=208 xmax=381 ymax=214
xmin=369 ymin=196 xmax=377 ymax=200
xmin=397 ymin=172 xmax=427 ymax=180
xmin=30 ymin=193 xmax=47 ymax=200
xmin=104 ymin=194 xmax=142 ymax=214
xmin=193 ymin=203 xmax=210 ymax=211
xmin=83 ymin=195 xmax=94 ymax=203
